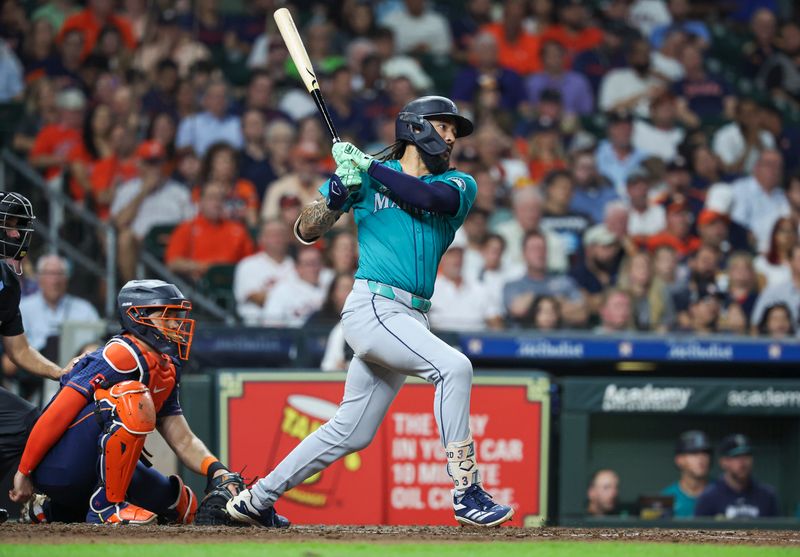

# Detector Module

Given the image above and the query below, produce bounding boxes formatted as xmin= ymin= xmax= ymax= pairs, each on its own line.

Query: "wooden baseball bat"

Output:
xmin=273 ymin=8 xmax=341 ymax=143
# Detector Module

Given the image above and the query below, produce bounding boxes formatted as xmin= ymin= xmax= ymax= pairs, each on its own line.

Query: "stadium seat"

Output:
xmin=143 ymin=224 xmax=177 ymax=262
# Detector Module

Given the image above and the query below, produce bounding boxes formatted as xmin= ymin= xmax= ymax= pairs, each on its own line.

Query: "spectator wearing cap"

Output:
xmin=629 ymin=0 xmax=672 ymax=39
xmin=525 ymin=40 xmax=594 ymax=116
xmin=595 ymin=288 xmax=634 ymax=333
xmin=730 ymin=149 xmax=788 ymax=254
xmin=572 ymin=19 xmax=629 ymax=96
xmin=649 ymin=0 xmax=710 ymax=51
xmin=496 ymin=187 xmax=568 ymax=275
xmin=751 ymin=243 xmax=800 ymax=327
xmin=261 ymin=141 xmax=328 ymax=222
xmin=571 ymin=224 xmax=624 ymax=315
xmin=712 ymin=98 xmax=776 ymax=175
xmin=682 ymin=280 xmax=725 ymax=334
xmin=29 ymin=88 xmax=85 ymax=188
xmin=650 ymin=29 xmax=687 ymax=83
xmin=165 ymin=181 xmax=255 ymax=283
xmin=382 ymin=0 xmax=453 ymax=58
xmin=625 ymin=169 xmax=667 ymax=241
xmin=540 ymin=170 xmax=591 ymax=265
xmin=57 ymin=0 xmax=137 ymax=61
xmin=595 ymin=110 xmax=647 ymax=196
xmin=262 ymin=245 xmax=331 ymax=328
xmin=569 ymin=150 xmax=620 ymax=225
xmin=479 ymin=0 xmax=542 ymax=76
xmin=233 ymin=219 xmax=296 ymax=325
xmin=756 ymin=302 xmax=795 ymax=338
xmin=671 ymin=43 xmax=735 ymax=125
xmin=653 ymin=157 xmax=704 ymax=216
xmin=695 ymin=434 xmax=778 ymax=518
xmin=175 ymin=80 xmax=242 ymax=157
xmin=450 ymin=32 xmax=527 ymax=117
xmin=754 ymin=217 xmax=795 ymax=289
xmin=647 ymin=202 xmax=701 ymax=258
xmin=599 ymin=38 xmax=666 ymax=119
xmin=539 ymin=0 xmax=603 ymax=62
xmin=503 ymin=231 xmax=587 ymax=327
xmin=110 ymin=140 xmax=194 ymax=283
xmin=660 ymin=430 xmax=712 ymax=518
xmin=429 ymin=241 xmax=503 ymax=332
xmin=632 ymin=93 xmax=685 ymax=163
xmin=721 ymin=252 xmax=759 ymax=333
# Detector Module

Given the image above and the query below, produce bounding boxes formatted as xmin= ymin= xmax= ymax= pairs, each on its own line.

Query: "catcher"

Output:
xmin=9 ymin=279 xmax=250 ymax=525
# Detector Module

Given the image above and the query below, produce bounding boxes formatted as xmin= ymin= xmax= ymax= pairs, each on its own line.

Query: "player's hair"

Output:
xmin=375 ymin=140 xmax=407 ymax=162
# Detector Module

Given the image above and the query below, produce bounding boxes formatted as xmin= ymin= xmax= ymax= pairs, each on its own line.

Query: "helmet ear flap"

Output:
xmin=395 ymin=112 xmax=449 ymax=157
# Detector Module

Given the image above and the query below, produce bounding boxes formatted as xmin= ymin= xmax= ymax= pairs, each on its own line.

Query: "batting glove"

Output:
xmin=332 ymin=141 xmax=374 ymax=172
xmin=337 ymin=163 xmax=362 ymax=190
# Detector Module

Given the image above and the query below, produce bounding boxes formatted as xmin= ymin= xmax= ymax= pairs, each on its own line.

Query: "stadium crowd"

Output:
xmin=3 ymin=0 xmax=800 ymax=343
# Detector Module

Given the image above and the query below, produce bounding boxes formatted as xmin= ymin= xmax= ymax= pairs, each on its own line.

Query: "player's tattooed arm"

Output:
xmin=295 ymin=198 xmax=343 ymax=244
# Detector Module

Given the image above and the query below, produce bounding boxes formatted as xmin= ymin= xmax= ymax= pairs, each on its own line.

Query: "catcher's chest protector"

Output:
xmin=101 ymin=336 xmax=178 ymax=413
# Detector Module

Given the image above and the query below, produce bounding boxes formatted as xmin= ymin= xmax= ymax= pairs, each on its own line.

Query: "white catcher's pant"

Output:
xmin=250 ymin=279 xmax=474 ymax=507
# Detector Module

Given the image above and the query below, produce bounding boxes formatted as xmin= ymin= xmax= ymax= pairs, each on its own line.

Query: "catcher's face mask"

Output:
xmin=127 ymin=301 xmax=195 ymax=360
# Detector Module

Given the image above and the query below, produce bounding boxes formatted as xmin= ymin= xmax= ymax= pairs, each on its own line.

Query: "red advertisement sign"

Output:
xmin=219 ymin=373 xmax=549 ymax=526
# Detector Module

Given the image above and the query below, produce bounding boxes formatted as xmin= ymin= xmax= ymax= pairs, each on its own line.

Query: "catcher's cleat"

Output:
xmin=225 ymin=489 xmax=290 ymax=528
xmin=19 ymin=493 xmax=51 ymax=524
xmin=453 ymin=485 xmax=514 ymax=527
xmin=86 ymin=501 xmax=157 ymax=525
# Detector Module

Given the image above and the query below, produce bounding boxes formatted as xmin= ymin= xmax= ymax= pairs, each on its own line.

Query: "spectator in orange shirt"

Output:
xmin=480 ymin=0 xmax=542 ymax=76
xmin=192 ymin=142 xmax=259 ymax=228
xmin=29 ymin=88 xmax=85 ymax=186
xmin=540 ymin=0 xmax=603 ymax=63
xmin=165 ymin=181 xmax=255 ymax=282
xmin=57 ymin=0 xmax=136 ymax=60
xmin=68 ymin=103 xmax=114 ymax=203
xmin=647 ymin=202 xmax=701 ymax=258
xmin=89 ymin=123 xmax=139 ymax=220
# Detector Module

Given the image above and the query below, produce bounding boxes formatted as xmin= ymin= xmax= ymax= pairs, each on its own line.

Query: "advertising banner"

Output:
xmin=562 ymin=378 xmax=800 ymax=415
xmin=218 ymin=372 xmax=549 ymax=527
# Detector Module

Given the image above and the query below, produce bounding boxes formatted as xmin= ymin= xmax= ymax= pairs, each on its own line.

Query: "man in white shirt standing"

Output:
xmin=234 ymin=220 xmax=296 ymax=325
xmin=632 ymin=93 xmax=685 ymax=162
xmin=625 ymin=170 xmax=667 ymax=239
xmin=262 ymin=246 xmax=330 ymax=328
xmin=730 ymin=149 xmax=788 ymax=253
xmin=712 ymin=98 xmax=776 ymax=175
xmin=429 ymin=242 xmax=503 ymax=332
xmin=110 ymin=141 xmax=194 ymax=282
xmin=599 ymin=38 xmax=665 ymax=119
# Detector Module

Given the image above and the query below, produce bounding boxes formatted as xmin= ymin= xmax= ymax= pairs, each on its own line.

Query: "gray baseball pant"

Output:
xmin=250 ymin=279 xmax=473 ymax=508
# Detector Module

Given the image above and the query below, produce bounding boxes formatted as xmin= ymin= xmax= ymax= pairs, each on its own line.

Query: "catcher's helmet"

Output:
xmin=0 ymin=192 xmax=35 ymax=266
xmin=395 ymin=96 xmax=474 ymax=156
xmin=118 ymin=279 xmax=195 ymax=360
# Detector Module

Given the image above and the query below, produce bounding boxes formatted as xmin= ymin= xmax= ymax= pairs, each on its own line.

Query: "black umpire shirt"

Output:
xmin=0 ymin=261 xmax=37 ymax=437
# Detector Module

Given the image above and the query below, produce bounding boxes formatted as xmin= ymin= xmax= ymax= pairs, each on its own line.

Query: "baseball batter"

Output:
xmin=227 ymin=96 xmax=513 ymax=528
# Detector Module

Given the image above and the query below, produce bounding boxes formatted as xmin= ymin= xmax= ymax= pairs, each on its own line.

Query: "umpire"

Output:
xmin=0 ymin=192 xmax=66 ymax=522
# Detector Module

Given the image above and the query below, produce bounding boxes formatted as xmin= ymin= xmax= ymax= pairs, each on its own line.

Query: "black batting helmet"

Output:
xmin=0 ymin=192 xmax=35 ymax=264
xmin=118 ymin=279 xmax=195 ymax=360
xmin=675 ymin=430 xmax=712 ymax=455
xmin=395 ymin=96 xmax=474 ymax=156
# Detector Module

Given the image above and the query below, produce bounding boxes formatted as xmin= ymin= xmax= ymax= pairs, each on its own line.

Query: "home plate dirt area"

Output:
xmin=2 ymin=523 xmax=800 ymax=546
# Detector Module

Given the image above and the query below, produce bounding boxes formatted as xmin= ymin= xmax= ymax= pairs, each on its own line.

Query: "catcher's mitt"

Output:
xmin=194 ymin=471 xmax=246 ymax=526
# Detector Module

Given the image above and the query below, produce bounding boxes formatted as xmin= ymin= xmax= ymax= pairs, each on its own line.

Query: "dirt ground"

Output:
xmin=2 ymin=523 xmax=800 ymax=546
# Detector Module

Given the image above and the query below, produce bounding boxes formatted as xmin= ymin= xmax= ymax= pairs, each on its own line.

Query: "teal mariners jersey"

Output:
xmin=660 ymin=481 xmax=700 ymax=518
xmin=319 ymin=160 xmax=477 ymax=299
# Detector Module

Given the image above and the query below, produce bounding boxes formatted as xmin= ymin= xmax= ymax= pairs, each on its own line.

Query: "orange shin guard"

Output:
xmin=95 ymin=381 xmax=156 ymax=503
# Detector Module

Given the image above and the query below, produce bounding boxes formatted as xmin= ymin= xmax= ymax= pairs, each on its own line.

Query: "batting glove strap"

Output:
xmin=326 ymin=173 xmax=350 ymax=210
